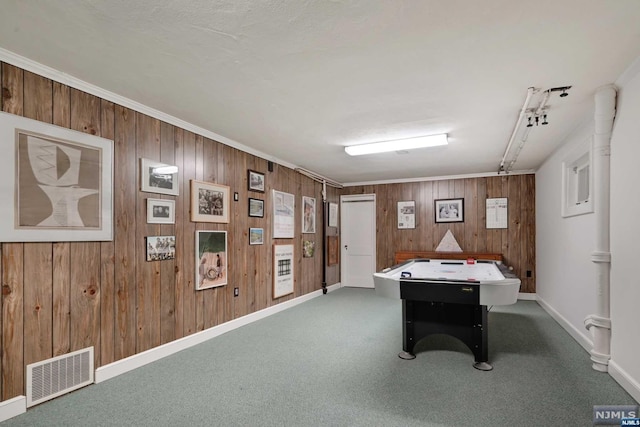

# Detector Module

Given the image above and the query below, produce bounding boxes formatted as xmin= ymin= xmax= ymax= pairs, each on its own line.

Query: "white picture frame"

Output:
xmin=302 ymin=196 xmax=316 ymax=233
xmin=147 ymin=198 xmax=175 ymax=224
xmin=140 ymin=158 xmax=179 ymax=196
xmin=249 ymin=228 xmax=264 ymax=245
xmin=0 ymin=111 xmax=113 ymax=242
xmin=196 ymin=230 xmax=228 ymax=290
xmin=190 ymin=180 xmax=230 ymax=223
xmin=328 ymin=202 xmax=338 ymax=228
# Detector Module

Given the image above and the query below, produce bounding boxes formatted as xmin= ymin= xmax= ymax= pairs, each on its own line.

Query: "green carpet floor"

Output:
xmin=3 ymin=287 xmax=636 ymax=426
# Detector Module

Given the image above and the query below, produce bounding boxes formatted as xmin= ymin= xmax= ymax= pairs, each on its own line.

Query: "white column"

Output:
xmin=584 ymin=84 xmax=616 ymax=372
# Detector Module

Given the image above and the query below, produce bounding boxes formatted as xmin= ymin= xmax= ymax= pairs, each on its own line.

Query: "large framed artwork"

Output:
xmin=190 ymin=180 xmax=230 ymax=223
xmin=273 ymin=244 xmax=294 ymax=298
xmin=272 ymin=189 xmax=295 ymax=238
xmin=196 ymin=230 xmax=228 ymax=290
xmin=0 ymin=111 xmax=113 ymax=242
xmin=140 ymin=158 xmax=179 ymax=196
xmin=302 ymin=196 xmax=316 ymax=234
xmin=434 ymin=198 xmax=464 ymax=223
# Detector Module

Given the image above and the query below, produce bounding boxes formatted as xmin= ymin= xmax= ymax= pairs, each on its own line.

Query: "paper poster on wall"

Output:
xmin=273 ymin=244 xmax=294 ymax=298
xmin=486 ymin=198 xmax=508 ymax=229
xmin=397 ymin=200 xmax=416 ymax=229
xmin=273 ymin=189 xmax=295 ymax=238
xmin=328 ymin=202 xmax=338 ymax=227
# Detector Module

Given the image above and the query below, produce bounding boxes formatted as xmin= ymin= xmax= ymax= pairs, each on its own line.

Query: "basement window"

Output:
xmin=561 ymin=138 xmax=593 ymax=217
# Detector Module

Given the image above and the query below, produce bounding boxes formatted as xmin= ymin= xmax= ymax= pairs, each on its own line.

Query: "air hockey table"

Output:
xmin=373 ymin=257 xmax=520 ymax=370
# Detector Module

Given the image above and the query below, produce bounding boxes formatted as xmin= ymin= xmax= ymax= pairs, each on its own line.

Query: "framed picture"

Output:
xmin=0 ymin=111 xmax=113 ymax=242
xmin=190 ymin=180 xmax=230 ymax=223
xmin=196 ymin=230 xmax=227 ymax=290
xmin=397 ymin=200 xmax=416 ymax=229
xmin=140 ymin=158 xmax=179 ymax=196
xmin=303 ymin=240 xmax=315 ymax=258
xmin=273 ymin=189 xmax=295 ymax=238
xmin=147 ymin=198 xmax=175 ymax=224
xmin=248 ymin=198 xmax=264 ymax=218
xmin=248 ymin=169 xmax=265 ymax=193
xmin=327 ymin=235 xmax=339 ymax=265
xmin=302 ymin=196 xmax=316 ymax=233
xmin=434 ymin=198 xmax=464 ymax=223
xmin=249 ymin=228 xmax=264 ymax=245
xmin=273 ymin=244 xmax=294 ymax=298
xmin=146 ymin=235 xmax=176 ymax=261
xmin=328 ymin=202 xmax=338 ymax=228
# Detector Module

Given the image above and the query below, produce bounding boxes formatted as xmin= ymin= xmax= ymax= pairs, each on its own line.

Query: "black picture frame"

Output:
xmin=434 ymin=198 xmax=464 ymax=223
xmin=248 ymin=169 xmax=265 ymax=193
xmin=249 ymin=198 xmax=265 ymax=218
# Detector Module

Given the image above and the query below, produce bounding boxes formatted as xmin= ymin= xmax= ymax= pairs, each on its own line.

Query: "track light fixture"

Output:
xmin=501 ymin=84 xmax=572 ymax=174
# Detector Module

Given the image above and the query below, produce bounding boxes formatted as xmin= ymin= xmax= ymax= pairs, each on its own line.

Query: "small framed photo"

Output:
xmin=248 ymin=169 xmax=265 ymax=193
xmin=196 ymin=230 xmax=227 ymax=290
xmin=434 ymin=198 xmax=464 ymax=223
xmin=249 ymin=228 xmax=264 ymax=245
xmin=190 ymin=180 xmax=230 ymax=223
xmin=140 ymin=158 xmax=179 ymax=196
xmin=147 ymin=198 xmax=175 ymax=224
xmin=303 ymin=240 xmax=315 ymax=258
xmin=249 ymin=198 xmax=264 ymax=218
xmin=146 ymin=235 xmax=176 ymax=261
xmin=302 ymin=196 xmax=316 ymax=233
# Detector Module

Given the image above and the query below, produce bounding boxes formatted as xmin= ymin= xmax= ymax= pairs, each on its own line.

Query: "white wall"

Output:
xmin=536 ymin=121 xmax=597 ymax=350
xmin=609 ymin=62 xmax=640 ymax=402
xmin=536 ymin=59 xmax=640 ymax=402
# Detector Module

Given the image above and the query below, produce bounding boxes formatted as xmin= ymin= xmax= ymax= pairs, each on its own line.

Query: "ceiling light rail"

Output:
xmin=499 ymin=85 xmax=572 ymax=174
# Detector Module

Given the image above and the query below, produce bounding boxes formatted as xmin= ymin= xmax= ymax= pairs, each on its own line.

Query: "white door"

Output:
xmin=340 ymin=194 xmax=376 ymax=288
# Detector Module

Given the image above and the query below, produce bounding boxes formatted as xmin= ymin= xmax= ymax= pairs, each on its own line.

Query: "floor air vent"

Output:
xmin=26 ymin=347 xmax=94 ymax=407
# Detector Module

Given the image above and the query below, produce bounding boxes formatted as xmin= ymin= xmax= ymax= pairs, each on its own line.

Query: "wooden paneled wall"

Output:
xmin=342 ymin=175 xmax=536 ymax=293
xmin=0 ymin=62 xmax=339 ymax=401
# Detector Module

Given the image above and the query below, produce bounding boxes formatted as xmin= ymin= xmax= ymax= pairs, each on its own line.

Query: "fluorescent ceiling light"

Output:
xmin=153 ymin=165 xmax=178 ymax=174
xmin=344 ymin=134 xmax=448 ymax=156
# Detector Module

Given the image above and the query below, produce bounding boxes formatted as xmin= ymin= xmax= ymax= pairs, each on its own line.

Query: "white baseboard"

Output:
xmin=95 ymin=282 xmax=342 ymax=383
xmin=0 ymin=396 xmax=26 ymax=423
xmin=518 ymin=292 xmax=537 ymax=301
xmin=609 ymin=360 xmax=640 ymax=404
xmin=535 ymin=295 xmax=593 ymax=353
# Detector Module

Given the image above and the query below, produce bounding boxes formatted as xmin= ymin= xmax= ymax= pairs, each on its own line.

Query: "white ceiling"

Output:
xmin=1 ymin=1 xmax=640 ymax=184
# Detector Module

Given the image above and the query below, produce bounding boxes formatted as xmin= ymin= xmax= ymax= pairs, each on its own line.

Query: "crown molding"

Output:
xmin=0 ymin=47 xmax=298 ymax=171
